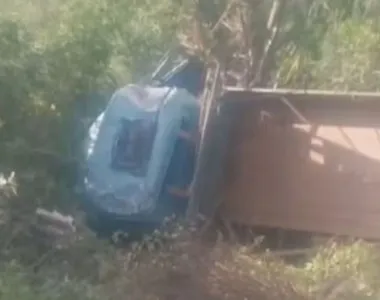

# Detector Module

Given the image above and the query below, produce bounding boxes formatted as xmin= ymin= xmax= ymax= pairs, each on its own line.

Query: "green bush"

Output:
xmin=0 ymin=0 xmax=181 ymax=215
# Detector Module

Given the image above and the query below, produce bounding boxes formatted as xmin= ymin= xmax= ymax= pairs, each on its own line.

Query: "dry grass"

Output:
xmin=89 ymin=233 xmax=380 ymax=300
xmin=93 ymin=236 xmax=310 ymax=300
xmin=1 ymin=213 xmax=380 ymax=300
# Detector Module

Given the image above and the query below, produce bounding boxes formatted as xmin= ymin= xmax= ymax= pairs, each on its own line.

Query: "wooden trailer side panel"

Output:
xmin=220 ymin=103 xmax=380 ymax=239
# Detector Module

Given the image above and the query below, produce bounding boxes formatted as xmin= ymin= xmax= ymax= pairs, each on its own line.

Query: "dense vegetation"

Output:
xmin=1 ymin=0 xmax=380 ymax=299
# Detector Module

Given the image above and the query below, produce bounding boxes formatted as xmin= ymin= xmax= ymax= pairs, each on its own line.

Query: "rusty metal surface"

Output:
xmin=219 ymin=93 xmax=380 ymax=239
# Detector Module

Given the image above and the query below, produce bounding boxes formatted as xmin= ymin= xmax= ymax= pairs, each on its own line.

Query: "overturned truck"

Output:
xmin=81 ymin=54 xmax=380 ymax=241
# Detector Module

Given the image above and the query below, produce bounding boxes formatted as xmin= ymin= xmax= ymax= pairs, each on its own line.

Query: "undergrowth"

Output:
xmin=1 ymin=209 xmax=380 ymax=300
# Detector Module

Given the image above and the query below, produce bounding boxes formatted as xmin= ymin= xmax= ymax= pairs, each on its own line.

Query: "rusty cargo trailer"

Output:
xmin=198 ymin=88 xmax=380 ymax=240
